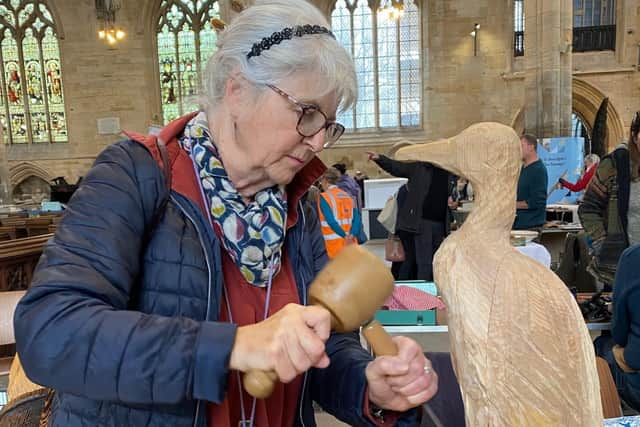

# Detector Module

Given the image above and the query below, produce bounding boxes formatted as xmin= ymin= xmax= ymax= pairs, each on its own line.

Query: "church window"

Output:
xmin=514 ymin=0 xmax=524 ymax=56
xmin=331 ymin=0 xmax=422 ymax=131
xmin=0 ymin=1 xmax=67 ymax=144
xmin=156 ymin=0 xmax=220 ymax=124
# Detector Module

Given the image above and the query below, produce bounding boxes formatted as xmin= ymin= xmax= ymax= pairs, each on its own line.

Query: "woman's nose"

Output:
xmin=304 ymin=129 xmax=326 ymax=153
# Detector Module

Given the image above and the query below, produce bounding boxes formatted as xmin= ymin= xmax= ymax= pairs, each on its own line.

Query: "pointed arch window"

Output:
xmin=331 ymin=0 xmax=422 ymax=131
xmin=156 ymin=0 xmax=220 ymax=124
xmin=0 ymin=0 xmax=67 ymax=144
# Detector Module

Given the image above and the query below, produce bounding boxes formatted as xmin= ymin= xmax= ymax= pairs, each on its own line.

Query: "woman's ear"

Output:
xmin=224 ymin=71 xmax=253 ymax=116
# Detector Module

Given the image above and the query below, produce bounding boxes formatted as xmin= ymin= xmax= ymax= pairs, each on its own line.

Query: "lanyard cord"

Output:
xmin=188 ymin=148 xmax=276 ymax=427
xmin=225 ymin=254 xmax=275 ymax=427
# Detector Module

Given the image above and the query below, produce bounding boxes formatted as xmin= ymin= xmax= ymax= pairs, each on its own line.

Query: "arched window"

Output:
xmin=156 ymin=0 xmax=220 ymax=124
xmin=572 ymin=112 xmax=591 ymax=153
xmin=331 ymin=0 xmax=421 ymax=131
xmin=0 ymin=1 xmax=67 ymax=144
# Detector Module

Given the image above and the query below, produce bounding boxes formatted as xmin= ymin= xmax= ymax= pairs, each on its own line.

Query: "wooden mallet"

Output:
xmin=243 ymin=244 xmax=399 ymax=398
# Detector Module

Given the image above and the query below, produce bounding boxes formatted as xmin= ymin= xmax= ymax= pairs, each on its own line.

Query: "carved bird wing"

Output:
xmin=484 ymin=253 xmax=602 ymax=426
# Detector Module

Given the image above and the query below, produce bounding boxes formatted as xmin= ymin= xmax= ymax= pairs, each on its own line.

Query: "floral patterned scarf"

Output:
xmin=179 ymin=113 xmax=287 ymax=286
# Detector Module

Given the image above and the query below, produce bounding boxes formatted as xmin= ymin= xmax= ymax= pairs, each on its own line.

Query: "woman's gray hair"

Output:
xmin=203 ymin=0 xmax=357 ymax=113
xmin=585 ymin=153 xmax=600 ymax=164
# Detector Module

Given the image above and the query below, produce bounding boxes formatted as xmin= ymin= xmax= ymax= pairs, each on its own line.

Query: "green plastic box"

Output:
xmin=374 ymin=281 xmax=438 ymax=326
xmin=374 ymin=309 xmax=436 ymax=325
xmin=374 ymin=280 xmax=438 ymax=326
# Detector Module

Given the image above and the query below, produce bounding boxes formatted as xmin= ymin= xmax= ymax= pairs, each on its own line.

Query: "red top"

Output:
xmin=208 ymin=251 xmax=304 ymax=427
xmin=559 ymin=163 xmax=597 ymax=192
xmin=206 ymin=157 xmax=325 ymax=427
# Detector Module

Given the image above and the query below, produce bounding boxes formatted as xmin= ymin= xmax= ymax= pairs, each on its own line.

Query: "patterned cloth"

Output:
xmin=604 ymin=416 xmax=640 ymax=426
xmin=179 ymin=113 xmax=287 ymax=286
xmin=383 ymin=285 xmax=445 ymax=310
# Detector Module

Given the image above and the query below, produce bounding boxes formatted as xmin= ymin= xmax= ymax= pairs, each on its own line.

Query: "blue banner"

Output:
xmin=537 ymin=137 xmax=585 ymax=204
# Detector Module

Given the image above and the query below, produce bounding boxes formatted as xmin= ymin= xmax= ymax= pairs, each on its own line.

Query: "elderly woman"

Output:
xmin=13 ymin=1 xmax=436 ymax=426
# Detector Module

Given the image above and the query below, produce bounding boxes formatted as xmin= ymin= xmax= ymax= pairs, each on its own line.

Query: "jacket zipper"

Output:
xmin=297 ymin=200 xmax=309 ymax=427
xmin=170 ymin=195 xmax=213 ymax=427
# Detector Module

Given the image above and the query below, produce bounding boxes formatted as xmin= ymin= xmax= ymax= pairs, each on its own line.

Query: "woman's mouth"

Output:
xmin=286 ymin=154 xmax=305 ymax=165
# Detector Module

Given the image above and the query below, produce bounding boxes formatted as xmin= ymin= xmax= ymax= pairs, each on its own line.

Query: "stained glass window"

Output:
xmin=156 ymin=0 xmax=220 ymax=124
xmin=331 ymin=0 xmax=421 ymax=131
xmin=0 ymin=0 xmax=66 ymax=144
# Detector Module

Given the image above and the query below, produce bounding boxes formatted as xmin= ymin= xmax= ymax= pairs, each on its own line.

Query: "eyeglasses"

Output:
xmin=266 ymin=84 xmax=345 ymax=148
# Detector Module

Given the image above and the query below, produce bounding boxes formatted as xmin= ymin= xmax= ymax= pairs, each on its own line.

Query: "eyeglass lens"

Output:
xmin=298 ymin=110 xmax=345 ymax=145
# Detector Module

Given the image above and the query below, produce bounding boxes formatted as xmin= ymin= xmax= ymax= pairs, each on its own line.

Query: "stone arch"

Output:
xmin=572 ymin=78 xmax=625 ymax=152
xmin=10 ymin=162 xmax=53 ymax=188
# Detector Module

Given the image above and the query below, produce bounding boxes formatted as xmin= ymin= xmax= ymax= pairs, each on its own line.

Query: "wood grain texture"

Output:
xmin=396 ymin=123 xmax=602 ymax=426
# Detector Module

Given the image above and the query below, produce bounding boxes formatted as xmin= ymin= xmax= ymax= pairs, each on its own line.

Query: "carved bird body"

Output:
xmin=396 ymin=123 xmax=602 ymax=426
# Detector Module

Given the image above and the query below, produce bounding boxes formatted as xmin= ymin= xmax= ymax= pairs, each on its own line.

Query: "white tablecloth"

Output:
xmin=516 ymin=242 xmax=551 ymax=268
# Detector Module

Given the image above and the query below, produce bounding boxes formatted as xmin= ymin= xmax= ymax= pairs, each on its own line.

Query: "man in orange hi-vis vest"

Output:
xmin=317 ymin=167 xmax=363 ymax=258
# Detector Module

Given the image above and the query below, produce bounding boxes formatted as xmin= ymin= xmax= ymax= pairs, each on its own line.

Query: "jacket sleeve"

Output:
xmin=374 ymin=155 xmax=416 ymax=179
xmin=560 ymin=164 xmax=596 ymax=192
xmin=578 ymin=158 xmax=615 ymax=248
xmin=611 ymin=246 xmax=640 ymax=370
xmin=350 ymin=208 xmax=362 ymax=238
xmin=310 ymin=332 xmax=420 ymax=426
xmin=14 ymin=140 xmax=236 ymax=405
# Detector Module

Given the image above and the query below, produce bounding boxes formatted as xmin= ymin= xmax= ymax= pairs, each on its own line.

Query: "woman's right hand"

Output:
xmin=366 ymin=151 xmax=379 ymax=161
xmin=229 ymin=303 xmax=332 ymax=383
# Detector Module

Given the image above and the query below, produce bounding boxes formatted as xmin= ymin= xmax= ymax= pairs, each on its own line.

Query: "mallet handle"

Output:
xmin=362 ymin=319 xmax=398 ymax=356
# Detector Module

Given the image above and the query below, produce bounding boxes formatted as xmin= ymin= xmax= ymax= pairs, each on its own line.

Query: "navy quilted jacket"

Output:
xmin=14 ymin=137 xmax=419 ymax=426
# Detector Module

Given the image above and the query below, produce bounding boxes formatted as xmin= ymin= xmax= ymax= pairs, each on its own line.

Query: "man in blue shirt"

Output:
xmin=514 ymin=134 xmax=548 ymax=230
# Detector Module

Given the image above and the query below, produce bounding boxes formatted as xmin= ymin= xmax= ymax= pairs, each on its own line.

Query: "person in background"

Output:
xmin=317 ymin=167 xmax=363 ymax=258
xmin=557 ymin=153 xmax=600 ymax=193
xmin=367 ymin=151 xmax=450 ymax=282
xmin=448 ymin=177 xmax=473 ymax=210
xmin=332 ymin=163 xmax=368 ymax=243
xmin=579 ymin=112 xmax=640 ymax=288
xmin=594 ymin=244 xmax=640 ymax=411
xmin=390 ymin=183 xmax=417 ymax=280
xmin=354 ymin=169 xmax=368 ymax=206
xmin=13 ymin=2 xmax=435 ymax=426
xmin=514 ymin=134 xmax=548 ymax=230
xmin=332 ymin=162 xmax=362 ymax=211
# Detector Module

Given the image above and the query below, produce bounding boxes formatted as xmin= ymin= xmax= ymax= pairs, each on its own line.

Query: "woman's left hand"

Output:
xmin=365 ymin=336 xmax=438 ymax=412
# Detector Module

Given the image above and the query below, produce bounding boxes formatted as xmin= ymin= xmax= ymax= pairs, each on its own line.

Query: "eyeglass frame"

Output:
xmin=266 ymin=84 xmax=345 ymax=148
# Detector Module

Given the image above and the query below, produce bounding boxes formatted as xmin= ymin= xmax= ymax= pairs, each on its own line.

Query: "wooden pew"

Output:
xmin=0 ymin=234 xmax=53 ymax=292
xmin=25 ymin=218 xmax=52 ymax=237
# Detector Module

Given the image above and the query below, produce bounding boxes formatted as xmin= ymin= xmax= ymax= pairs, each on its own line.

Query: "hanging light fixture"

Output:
xmin=96 ymin=0 xmax=126 ymax=45
xmin=377 ymin=0 xmax=404 ymax=21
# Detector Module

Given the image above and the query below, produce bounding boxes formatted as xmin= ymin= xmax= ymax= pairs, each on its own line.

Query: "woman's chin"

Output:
xmin=268 ymin=168 xmax=298 ymax=187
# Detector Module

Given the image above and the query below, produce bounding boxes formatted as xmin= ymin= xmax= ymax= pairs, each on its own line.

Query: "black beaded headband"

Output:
xmin=246 ymin=25 xmax=335 ymax=59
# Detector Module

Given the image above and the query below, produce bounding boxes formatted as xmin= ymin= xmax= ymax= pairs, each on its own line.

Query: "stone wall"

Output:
xmin=5 ymin=0 xmax=640 ymax=183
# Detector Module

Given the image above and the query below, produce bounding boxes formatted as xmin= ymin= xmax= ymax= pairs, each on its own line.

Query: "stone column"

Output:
xmin=523 ymin=0 xmax=572 ymax=138
xmin=0 ymin=126 xmax=11 ymax=205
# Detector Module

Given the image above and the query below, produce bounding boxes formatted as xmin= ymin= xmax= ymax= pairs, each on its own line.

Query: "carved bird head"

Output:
xmin=395 ymin=122 xmax=521 ymax=188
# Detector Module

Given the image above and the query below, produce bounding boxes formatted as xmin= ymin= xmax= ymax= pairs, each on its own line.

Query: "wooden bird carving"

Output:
xmin=395 ymin=123 xmax=602 ymax=426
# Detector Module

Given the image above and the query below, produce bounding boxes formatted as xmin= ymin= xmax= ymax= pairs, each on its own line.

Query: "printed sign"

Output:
xmin=537 ymin=137 xmax=585 ymax=204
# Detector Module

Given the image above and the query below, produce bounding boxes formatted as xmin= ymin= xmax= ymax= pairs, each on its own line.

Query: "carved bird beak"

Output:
xmin=394 ymin=137 xmax=463 ymax=176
